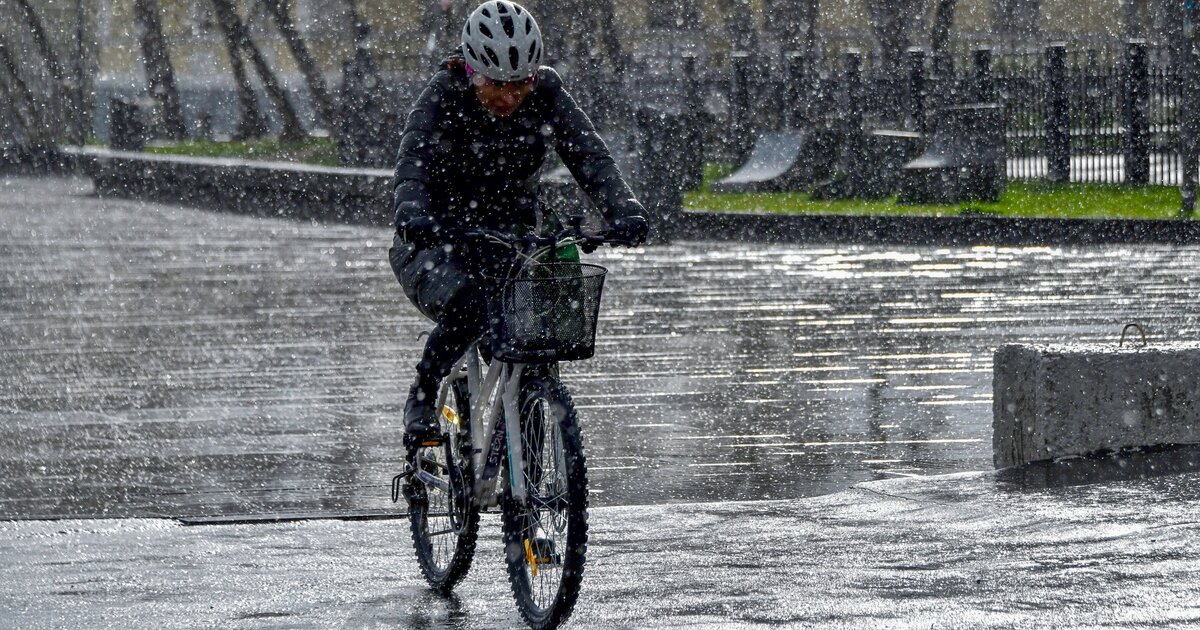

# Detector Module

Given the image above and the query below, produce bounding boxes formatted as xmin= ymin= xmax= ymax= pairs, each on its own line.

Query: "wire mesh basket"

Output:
xmin=486 ymin=263 xmax=608 ymax=363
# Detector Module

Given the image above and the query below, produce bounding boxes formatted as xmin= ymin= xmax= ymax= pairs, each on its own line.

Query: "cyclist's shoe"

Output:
xmin=403 ymin=378 xmax=440 ymax=441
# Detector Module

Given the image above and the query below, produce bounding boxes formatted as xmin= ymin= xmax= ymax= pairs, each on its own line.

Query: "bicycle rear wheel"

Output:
xmin=407 ymin=377 xmax=479 ymax=594
xmin=501 ymin=372 xmax=589 ymax=629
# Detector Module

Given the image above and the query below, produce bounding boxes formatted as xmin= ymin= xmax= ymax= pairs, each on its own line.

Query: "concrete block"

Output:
xmin=993 ymin=343 xmax=1200 ymax=468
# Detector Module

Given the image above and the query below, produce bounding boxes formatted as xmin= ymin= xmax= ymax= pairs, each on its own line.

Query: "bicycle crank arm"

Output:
xmin=415 ymin=469 xmax=450 ymax=493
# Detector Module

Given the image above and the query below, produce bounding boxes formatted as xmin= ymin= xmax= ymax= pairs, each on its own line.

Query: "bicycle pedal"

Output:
xmin=404 ymin=433 xmax=446 ymax=449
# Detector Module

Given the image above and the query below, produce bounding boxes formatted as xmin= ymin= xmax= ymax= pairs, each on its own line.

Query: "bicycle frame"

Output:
xmin=440 ymin=344 xmax=533 ymax=510
xmin=417 ymin=229 xmax=619 ymax=511
xmin=399 ymin=218 xmax=639 ymax=622
xmin=428 ymin=232 xmax=590 ymax=510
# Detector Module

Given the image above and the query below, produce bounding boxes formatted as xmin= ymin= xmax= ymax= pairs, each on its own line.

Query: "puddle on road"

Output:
xmin=2 ymin=179 xmax=1199 ymax=517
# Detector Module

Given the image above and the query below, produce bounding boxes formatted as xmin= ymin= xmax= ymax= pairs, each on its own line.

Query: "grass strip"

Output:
xmin=143 ymin=137 xmax=340 ymax=167
xmin=685 ymin=164 xmax=1186 ymax=220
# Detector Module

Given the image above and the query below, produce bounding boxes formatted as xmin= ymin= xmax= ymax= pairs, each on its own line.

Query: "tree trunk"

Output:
xmin=864 ymin=0 xmax=922 ymax=124
xmin=344 ymin=0 xmax=371 ymax=47
xmin=12 ymin=0 xmax=66 ymax=82
xmin=765 ymin=0 xmax=820 ymax=54
xmin=646 ymin=0 xmax=700 ymax=29
xmin=11 ymin=0 xmax=71 ymax=141
xmin=724 ymin=0 xmax=759 ymax=51
xmin=420 ymin=0 xmax=467 ymax=53
xmin=207 ymin=0 xmax=267 ymax=139
xmin=538 ymin=0 xmax=626 ymax=74
xmin=0 ymin=42 xmax=44 ymax=145
xmin=261 ymin=0 xmax=339 ymax=134
xmin=208 ymin=0 xmax=306 ymax=141
xmin=928 ymin=0 xmax=957 ymax=116
xmin=241 ymin=31 xmax=307 ymax=142
xmin=926 ymin=0 xmax=955 ymax=67
xmin=594 ymin=0 xmax=626 ymax=73
xmin=70 ymin=0 xmax=92 ymax=144
xmin=133 ymin=0 xmax=187 ymax=140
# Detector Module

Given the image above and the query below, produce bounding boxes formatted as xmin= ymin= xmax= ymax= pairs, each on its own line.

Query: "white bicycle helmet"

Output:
xmin=461 ymin=1 xmax=543 ymax=82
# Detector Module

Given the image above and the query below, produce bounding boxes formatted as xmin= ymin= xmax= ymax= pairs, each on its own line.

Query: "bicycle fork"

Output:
xmin=502 ymin=362 xmax=528 ymax=505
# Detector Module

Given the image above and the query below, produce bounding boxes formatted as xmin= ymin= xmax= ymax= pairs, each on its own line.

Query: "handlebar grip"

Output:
xmin=591 ymin=231 xmax=641 ymax=248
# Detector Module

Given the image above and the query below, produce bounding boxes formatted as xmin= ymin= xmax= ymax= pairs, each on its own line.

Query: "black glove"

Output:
xmin=608 ymin=215 xmax=649 ymax=245
xmin=395 ymin=196 xmax=428 ymax=221
xmin=398 ymin=215 xmax=445 ymax=248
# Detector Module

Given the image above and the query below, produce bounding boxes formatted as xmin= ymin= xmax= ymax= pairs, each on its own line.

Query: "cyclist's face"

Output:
xmin=472 ymin=73 xmax=536 ymax=117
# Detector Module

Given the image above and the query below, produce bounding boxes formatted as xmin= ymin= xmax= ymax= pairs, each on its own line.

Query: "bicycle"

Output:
xmin=391 ymin=217 xmax=639 ymax=629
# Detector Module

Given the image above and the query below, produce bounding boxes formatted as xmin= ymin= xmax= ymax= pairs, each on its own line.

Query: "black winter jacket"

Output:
xmin=393 ymin=51 xmax=640 ymax=234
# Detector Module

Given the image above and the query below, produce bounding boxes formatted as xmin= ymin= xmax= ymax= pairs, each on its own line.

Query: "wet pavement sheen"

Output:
xmin=2 ymin=176 xmax=1199 ymax=518
xmin=3 ymin=468 xmax=1199 ymax=628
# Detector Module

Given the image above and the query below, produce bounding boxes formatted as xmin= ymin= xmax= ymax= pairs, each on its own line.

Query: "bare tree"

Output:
xmin=260 ymin=0 xmax=339 ymax=134
xmin=420 ymin=0 xmax=466 ymax=65
xmin=208 ymin=0 xmax=306 ymax=141
xmin=929 ymin=0 xmax=957 ymax=77
xmin=927 ymin=0 xmax=957 ymax=115
xmin=645 ymin=0 xmax=700 ymax=29
xmin=344 ymin=0 xmax=372 ymax=46
xmin=11 ymin=0 xmax=66 ymax=84
xmin=765 ymin=0 xmax=820 ymax=55
xmin=591 ymin=0 xmax=625 ymax=72
xmin=863 ymin=0 xmax=925 ymax=123
xmin=537 ymin=0 xmax=625 ymax=71
xmin=10 ymin=0 xmax=70 ymax=141
xmin=207 ymin=0 xmax=268 ymax=138
xmin=0 ymin=41 xmax=45 ymax=146
xmin=723 ymin=0 xmax=759 ymax=51
xmin=133 ymin=0 xmax=188 ymax=139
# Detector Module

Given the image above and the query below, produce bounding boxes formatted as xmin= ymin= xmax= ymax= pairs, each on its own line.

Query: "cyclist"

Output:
xmin=390 ymin=0 xmax=649 ymax=441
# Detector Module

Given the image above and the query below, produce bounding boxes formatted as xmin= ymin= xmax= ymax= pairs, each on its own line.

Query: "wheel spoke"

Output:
xmin=504 ymin=377 xmax=586 ymax=617
xmin=528 ymin=492 xmax=567 ymax=511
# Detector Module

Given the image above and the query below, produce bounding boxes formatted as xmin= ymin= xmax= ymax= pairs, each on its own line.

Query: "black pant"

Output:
xmin=389 ymin=234 xmax=512 ymax=383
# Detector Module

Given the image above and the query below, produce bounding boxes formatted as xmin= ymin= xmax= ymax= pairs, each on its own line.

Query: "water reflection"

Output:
xmin=1 ymin=177 xmax=1199 ymax=518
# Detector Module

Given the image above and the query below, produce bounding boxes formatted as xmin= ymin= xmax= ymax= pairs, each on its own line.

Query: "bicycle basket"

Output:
xmin=486 ymin=263 xmax=607 ymax=363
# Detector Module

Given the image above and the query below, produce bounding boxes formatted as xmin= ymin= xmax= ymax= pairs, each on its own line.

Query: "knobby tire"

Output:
xmin=408 ymin=378 xmax=480 ymax=594
xmin=501 ymin=371 xmax=589 ymax=630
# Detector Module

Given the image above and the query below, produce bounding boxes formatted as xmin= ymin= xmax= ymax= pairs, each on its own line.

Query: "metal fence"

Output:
xmin=976 ymin=44 xmax=1184 ymax=186
xmin=1148 ymin=55 xmax=1184 ymax=186
xmin=626 ymin=41 xmax=1192 ymax=188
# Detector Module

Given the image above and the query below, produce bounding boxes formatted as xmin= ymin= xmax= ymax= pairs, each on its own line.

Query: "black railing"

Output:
xmin=601 ymin=40 xmax=1190 ymax=187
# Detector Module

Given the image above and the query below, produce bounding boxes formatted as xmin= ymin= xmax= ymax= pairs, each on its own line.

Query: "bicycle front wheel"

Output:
xmin=501 ymin=372 xmax=589 ymax=630
xmin=407 ymin=377 xmax=479 ymax=594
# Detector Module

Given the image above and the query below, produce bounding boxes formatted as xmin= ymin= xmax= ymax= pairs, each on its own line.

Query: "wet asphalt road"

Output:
xmin=3 ymin=465 xmax=1199 ymax=628
xmin=2 ymin=176 xmax=1200 ymax=518
xmin=2 ymin=176 xmax=1200 ymax=628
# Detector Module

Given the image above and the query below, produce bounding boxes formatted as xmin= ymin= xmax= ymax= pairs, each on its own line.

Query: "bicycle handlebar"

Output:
xmin=461 ymin=225 xmax=641 ymax=253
